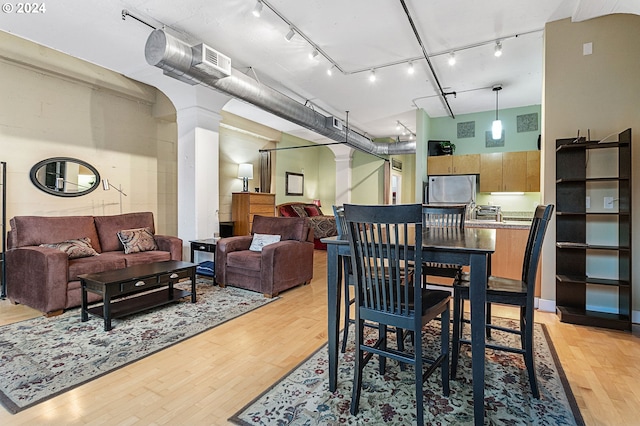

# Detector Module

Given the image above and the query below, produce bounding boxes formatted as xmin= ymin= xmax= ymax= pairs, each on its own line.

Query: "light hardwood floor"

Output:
xmin=0 ymin=251 xmax=638 ymax=425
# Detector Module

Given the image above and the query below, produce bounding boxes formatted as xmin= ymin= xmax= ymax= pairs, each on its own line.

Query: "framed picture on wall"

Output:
xmin=285 ymin=172 xmax=304 ymax=196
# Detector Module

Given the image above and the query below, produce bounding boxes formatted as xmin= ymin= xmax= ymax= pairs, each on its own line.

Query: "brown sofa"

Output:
xmin=276 ymin=202 xmax=337 ymax=250
xmin=6 ymin=212 xmax=182 ymax=315
xmin=215 ymin=215 xmax=314 ymax=297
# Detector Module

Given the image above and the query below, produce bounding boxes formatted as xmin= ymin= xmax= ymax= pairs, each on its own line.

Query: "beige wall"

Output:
xmin=0 ymin=31 xmax=178 ymax=234
xmin=218 ymin=112 xmax=278 ymax=222
xmin=542 ymin=15 xmax=640 ymax=314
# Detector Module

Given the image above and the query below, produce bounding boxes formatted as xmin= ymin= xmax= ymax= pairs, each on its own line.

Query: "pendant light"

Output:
xmin=492 ymin=85 xmax=503 ymax=140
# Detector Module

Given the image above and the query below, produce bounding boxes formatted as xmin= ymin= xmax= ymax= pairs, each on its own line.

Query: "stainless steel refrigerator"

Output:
xmin=426 ymin=175 xmax=477 ymax=205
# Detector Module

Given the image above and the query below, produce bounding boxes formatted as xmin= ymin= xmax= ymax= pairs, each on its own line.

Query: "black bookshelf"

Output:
xmin=555 ymin=129 xmax=632 ymax=331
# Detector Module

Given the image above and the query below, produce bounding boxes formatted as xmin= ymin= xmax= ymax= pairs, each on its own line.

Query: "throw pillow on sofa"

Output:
xmin=249 ymin=233 xmax=281 ymax=252
xmin=290 ymin=204 xmax=308 ymax=217
xmin=39 ymin=237 xmax=100 ymax=259
xmin=117 ymin=227 xmax=158 ymax=254
xmin=304 ymin=204 xmax=323 ymax=217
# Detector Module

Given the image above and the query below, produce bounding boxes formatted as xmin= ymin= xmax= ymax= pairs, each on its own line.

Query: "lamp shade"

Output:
xmin=492 ymin=120 xmax=503 ymax=140
xmin=238 ymin=163 xmax=254 ymax=179
xmin=313 ymin=199 xmax=322 ymax=207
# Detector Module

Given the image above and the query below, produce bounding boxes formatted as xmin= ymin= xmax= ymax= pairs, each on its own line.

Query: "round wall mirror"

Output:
xmin=30 ymin=157 xmax=101 ymax=197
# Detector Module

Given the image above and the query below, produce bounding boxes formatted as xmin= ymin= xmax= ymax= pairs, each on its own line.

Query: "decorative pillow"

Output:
xmin=249 ymin=233 xmax=281 ymax=252
xmin=304 ymin=204 xmax=323 ymax=217
xmin=291 ymin=204 xmax=308 ymax=217
xmin=279 ymin=204 xmax=298 ymax=217
xmin=39 ymin=237 xmax=100 ymax=259
xmin=117 ymin=227 xmax=158 ymax=254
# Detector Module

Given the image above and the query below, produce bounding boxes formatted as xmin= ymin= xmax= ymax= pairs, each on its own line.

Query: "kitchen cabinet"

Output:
xmin=232 ymin=192 xmax=276 ymax=236
xmin=479 ymin=151 xmax=527 ymax=192
xmin=526 ymin=150 xmax=540 ymax=192
xmin=493 ymin=227 xmax=542 ymax=297
xmin=427 ymin=154 xmax=480 ymax=175
xmin=427 ymin=155 xmax=452 ymax=175
xmin=555 ymin=128 xmax=632 ymax=331
xmin=465 ymin=223 xmax=541 ymax=297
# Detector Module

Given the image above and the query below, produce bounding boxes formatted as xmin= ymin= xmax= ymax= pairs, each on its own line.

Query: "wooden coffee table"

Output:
xmin=80 ymin=260 xmax=198 ymax=331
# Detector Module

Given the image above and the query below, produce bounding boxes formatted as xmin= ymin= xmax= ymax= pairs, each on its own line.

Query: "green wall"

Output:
xmin=273 ymin=133 xmax=336 ymax=207
xmin=350 ymin=150 xmax=386 ymax=204
xmin=428 ymin=105 xmax=541 ymax=155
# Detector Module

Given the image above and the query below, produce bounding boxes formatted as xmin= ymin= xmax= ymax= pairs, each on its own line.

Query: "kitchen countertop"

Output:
xmin=466 ymin=219 xmax=531 ymax=230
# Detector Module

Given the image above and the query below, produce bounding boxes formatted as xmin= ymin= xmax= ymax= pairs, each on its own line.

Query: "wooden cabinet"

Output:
xmin=493 ymin=227 xmax=542 ymax=297
xmin=479 ymin=153 xmax=503 ymax=192
xmin=555 ymin=128 xmax=632 ymax=331
xmin=479 ymin=151 xmax=527 ymax=192
xmin=431 ymin=151 xmax=539 ymax=192
xmin=427 ymin=154 xmax=479 ymax=175
xmin=526 ymin=150 xmax=541 ymax=192
xmin=427 ymin=155 xmax=452 ymax=175
xmin=453 ymin=154 xmax=480 ymax=174
xmin=231 ymin=192 xmax=275 ymax=236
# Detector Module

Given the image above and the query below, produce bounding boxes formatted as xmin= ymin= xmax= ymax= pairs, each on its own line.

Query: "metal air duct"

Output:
xmin=145 ymin=29 xmax=416 ymax=155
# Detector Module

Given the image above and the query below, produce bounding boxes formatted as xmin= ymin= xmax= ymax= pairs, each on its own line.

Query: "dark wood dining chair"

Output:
xmin=334 ymin=205 xmax=397 ymax=353
xmin=450 ymin=204 xmax=554 ymax=398
xmin=344 ymin=203 xmax=451 ymax=426
xmin=421 ymin=204 xmax=467 ymax=288
xmin=332 ymin=205 xmax=356 ymax=353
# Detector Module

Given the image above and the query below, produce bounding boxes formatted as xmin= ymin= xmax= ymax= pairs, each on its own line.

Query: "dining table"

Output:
xmin=322 ymin=226 xmax=496 ymax=426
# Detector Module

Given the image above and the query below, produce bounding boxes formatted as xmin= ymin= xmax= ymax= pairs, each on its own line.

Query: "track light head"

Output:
xmin=285 ymin=27 xmax=295 ymax=41
xmin=448 ymin=52 xmax=456 ymax=66
xmin=407 ymin=61 xmax=415 ymax=75
xmin=309 ymin=49 xmax=318 ymax=60
xmin=369 ymin=69 xmax=376 ymax=82
xmin=327 ymin=65 xmax=335 ymax=76
xmin=494 ymin=40 xmax=502 ymax=57
xmin=252 ymin=0 xmax=263 ymax=17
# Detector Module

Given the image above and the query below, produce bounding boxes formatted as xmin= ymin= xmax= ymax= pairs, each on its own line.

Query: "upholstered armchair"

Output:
xmin=215 ymin=215 xmax=314 ymax=297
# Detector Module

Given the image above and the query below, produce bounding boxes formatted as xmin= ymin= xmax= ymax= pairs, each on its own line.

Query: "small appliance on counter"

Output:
xmin=474 ymin=205 xmax=502 ymax=221
xmin=427 ymin=175 xmax=476 ymax=205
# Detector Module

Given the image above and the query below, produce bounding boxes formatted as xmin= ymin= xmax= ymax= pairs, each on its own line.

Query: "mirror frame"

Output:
xmin=29 ymin=157 xmax=101 ymax=197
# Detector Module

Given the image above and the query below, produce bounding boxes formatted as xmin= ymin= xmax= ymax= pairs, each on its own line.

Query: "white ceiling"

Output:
xmin=0 ymin=0 xmax=636 ymax=143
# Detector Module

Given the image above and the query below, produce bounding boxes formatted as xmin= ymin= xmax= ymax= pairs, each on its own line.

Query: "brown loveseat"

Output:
xmin=276 ymin=202 xmax=337 ymax=250
xmin=6 ymin=212 xmax=182 ymax=315
xmin=215 ymin=215 xmax=314 ymax=297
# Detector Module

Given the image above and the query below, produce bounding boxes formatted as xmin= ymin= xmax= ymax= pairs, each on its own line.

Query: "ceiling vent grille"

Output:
xmin=192 ymin=43 xmax=232 ymax=78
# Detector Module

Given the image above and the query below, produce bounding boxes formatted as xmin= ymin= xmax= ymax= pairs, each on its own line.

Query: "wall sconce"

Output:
xmin=102 ymin=178 xmax=127 ymax=214
xmin=238 ymin=163 xmax=254 ymax=192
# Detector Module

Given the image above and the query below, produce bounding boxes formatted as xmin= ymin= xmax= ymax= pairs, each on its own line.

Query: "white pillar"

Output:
xmin=329 ymin=144 xmax=354 ymax=206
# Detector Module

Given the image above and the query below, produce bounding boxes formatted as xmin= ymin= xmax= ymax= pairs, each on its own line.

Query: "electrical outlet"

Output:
xmin=604 ymin=197 xmax=614 ymax=209
xmin=585 ymin=196 xmax=590 ymax=209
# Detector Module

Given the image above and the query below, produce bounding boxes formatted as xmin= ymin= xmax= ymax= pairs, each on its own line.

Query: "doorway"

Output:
xmin=390 ymin=172 xmax=402 ymax=205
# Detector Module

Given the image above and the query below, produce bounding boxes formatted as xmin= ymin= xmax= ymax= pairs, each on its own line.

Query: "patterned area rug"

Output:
xmin=0 ymin=278 xmax=276 ymax=414
xmin=230 ymin=318 xmax=584 ymax=425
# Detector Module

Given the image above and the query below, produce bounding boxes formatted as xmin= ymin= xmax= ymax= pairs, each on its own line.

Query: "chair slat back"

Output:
xmin=332 ymin=205 xmax=347 ymax=238
xmin=522 ymin=204 xmax=554 ymax=294
xmin=344 ymin=204 xmax=423 ymax=326
xmin=422 ymin=204 xmax=466 ymax=229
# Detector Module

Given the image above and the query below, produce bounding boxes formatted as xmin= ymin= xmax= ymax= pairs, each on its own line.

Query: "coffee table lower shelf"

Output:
xmin=86 ymin=287 xmax=191 ymax=321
